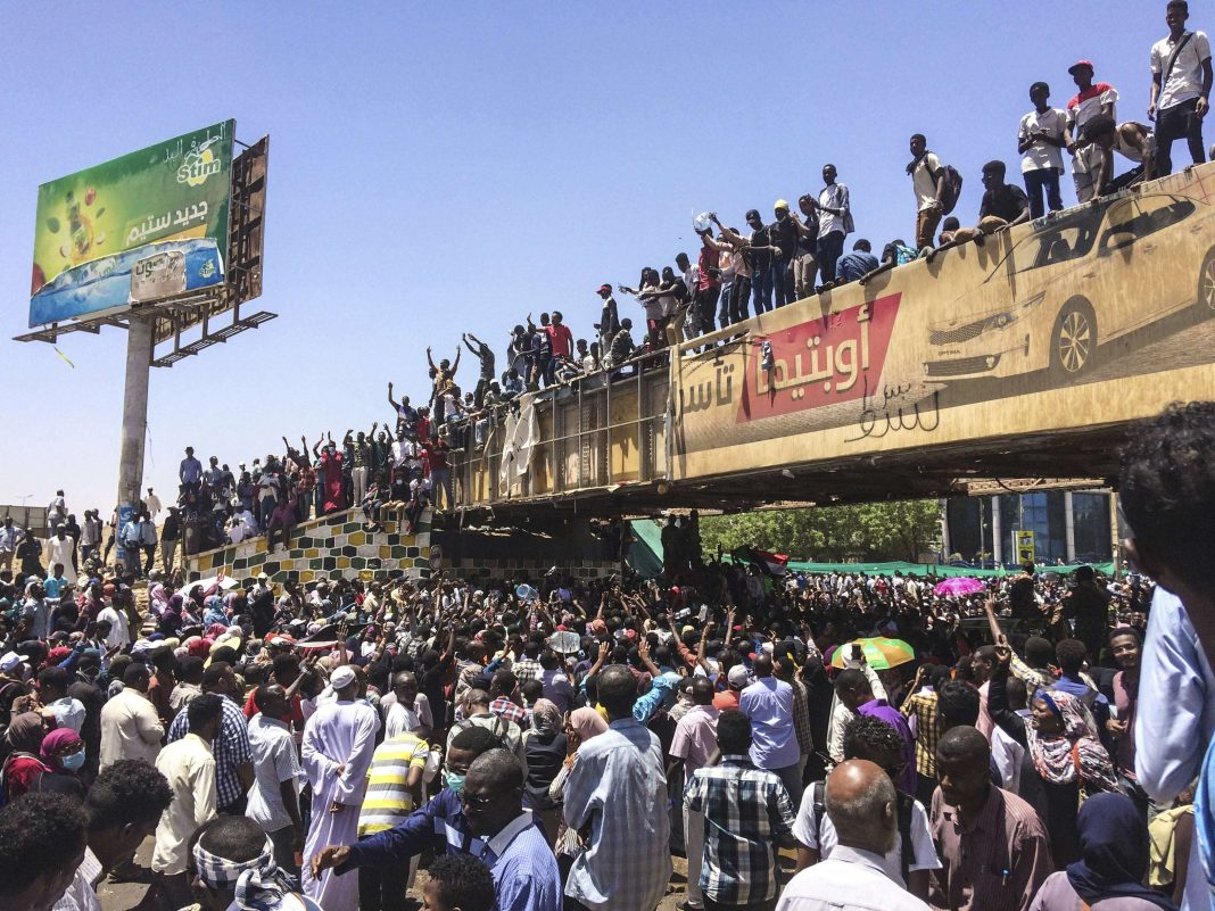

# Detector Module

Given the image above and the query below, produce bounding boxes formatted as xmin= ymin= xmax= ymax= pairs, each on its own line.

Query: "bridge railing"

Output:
xmin=453 ymin=355 xmax=671 ymax=509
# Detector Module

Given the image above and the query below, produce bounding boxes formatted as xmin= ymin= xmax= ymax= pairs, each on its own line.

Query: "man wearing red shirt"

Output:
xmin=429 ymin=437 xmax=453 ymax=510
xmin=693 ymin=230 xmax=722 ymax=339
xmin=546 ymin=311 xmax=574 ymax=367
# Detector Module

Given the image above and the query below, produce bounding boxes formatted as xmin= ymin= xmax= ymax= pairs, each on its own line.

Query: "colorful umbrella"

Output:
xmin=933 ymin=576 xmax=985 ymax=597
xmin=830 ymin=636 xmax=916 ymax=670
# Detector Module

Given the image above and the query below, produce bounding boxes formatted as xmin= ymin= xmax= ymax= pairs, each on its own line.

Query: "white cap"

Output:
xmin=0 ymin=651 xmax=26 ymax=674
xmin=331 ymin=665 xmax=357 ymax=690
xmin=727 ymin=664 xmax=750 ymax=688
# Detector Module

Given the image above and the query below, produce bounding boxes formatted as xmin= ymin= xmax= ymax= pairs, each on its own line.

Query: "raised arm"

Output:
xmin=710 ymin=214 xmax=748 ymax=248
xmin=387 ymin=382 xmax=398 ymax=409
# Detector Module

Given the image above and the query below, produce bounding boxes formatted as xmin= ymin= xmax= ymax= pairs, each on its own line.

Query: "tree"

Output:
xmin=699 ymin=499 xmax=942 ymax=563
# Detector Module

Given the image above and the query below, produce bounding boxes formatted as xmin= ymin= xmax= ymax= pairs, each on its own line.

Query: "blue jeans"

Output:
xmin=817 ymin=231 xmax=845 ymax=284
xmin=771 ymin=262 xmax=790 ymax=309
xmin=1023 ymin=168 xmax=1063 ymax=219
xmin=717 ymin=282 xmax=733 ymax=329
xmin=259 ymin=497 xmax=276 ymax=532
xmin=752 ymin=264 xmax=773 ymax=314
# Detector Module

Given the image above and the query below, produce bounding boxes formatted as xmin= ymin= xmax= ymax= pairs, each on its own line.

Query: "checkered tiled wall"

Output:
xmin=184 ymin=507 xmax=433 ymax=584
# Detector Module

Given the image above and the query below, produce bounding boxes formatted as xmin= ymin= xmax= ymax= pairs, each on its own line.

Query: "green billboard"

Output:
xmin=30 ymin=120 xmax=234 ymax=328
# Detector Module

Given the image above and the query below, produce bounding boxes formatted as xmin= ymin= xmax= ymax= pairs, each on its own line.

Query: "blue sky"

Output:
xmin=0 ymin=1 xmax=1178 ymax=516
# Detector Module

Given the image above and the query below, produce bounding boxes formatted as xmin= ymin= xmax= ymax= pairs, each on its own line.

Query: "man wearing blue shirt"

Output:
xmin=739 ymin=654 xmax=803 ymax=806
xmin=179 ymin=446 xmax=203 ymax=489
xmin=1120 ymin=402 xmax=1215 ymax=911
xmin=459 ymin=749 xmax=561 ymax=911
xmin=310 ymin=727 xmax=503 ymax=886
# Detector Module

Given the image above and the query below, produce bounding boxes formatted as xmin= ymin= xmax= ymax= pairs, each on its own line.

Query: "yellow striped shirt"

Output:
xmin=357 ymin=733 xmax=430 ymax=836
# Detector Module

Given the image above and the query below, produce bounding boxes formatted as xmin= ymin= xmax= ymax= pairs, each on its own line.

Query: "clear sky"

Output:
xmin=0 ymin=1 xmax=1179 ymax=517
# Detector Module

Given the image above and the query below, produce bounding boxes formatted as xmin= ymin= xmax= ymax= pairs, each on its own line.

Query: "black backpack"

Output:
xmin=809 ymin=779 xmax=916 ymax=883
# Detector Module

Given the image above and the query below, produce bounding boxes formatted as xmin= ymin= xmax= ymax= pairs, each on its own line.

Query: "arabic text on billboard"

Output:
xmin=29 ymin=120 xmax=234 ymax=329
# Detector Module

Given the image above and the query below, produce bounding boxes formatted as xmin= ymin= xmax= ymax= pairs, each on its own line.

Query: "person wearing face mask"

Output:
xmin=37 ymin=727 xmax=88 ymax=798
xmin=309 ymin=726 xmax=503 ymax=884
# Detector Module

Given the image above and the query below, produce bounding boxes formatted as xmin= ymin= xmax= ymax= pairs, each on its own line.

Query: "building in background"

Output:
xmin=944 ymin=490 xmax=1114 ymax=566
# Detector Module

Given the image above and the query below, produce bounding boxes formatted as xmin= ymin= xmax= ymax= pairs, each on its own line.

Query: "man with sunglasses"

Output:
xmin=792 ymin=715 xmax=940 ymax=901
xmin=310 ymin=726 xmax=504 ymax=885
xmin=459 ymin=749 xmax=561 ymax=911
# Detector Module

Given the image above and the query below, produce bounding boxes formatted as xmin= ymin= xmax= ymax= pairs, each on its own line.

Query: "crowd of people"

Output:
xmin=19 ymin=2 xmax=1203 ymax=569
xmin=3 ymin=8 xmax=1214 ymax=911
xmin=0 ymin=401 xmax=1212 ymax=911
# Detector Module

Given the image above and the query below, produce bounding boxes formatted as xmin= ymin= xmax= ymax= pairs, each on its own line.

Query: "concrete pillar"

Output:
xmin=116 ymin=317 xmax=154 ymax=531
xmin=939 ymin=499 xmax=950 ymax=562
xmin=1064 ymin=491 xmax=1077 ymax=563
xmin=991 ymin=496 xmax=1003 ymax=565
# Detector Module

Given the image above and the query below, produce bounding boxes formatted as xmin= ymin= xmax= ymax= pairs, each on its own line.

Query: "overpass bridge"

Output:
xmin=451 ymin=162 xmax=1215 ymax=519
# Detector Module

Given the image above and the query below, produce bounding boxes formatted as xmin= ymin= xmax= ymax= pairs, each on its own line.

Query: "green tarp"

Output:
xmin=782 ymin=559 xmax=1116 ymax=578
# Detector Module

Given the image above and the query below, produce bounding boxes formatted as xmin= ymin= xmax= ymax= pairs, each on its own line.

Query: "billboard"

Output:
xmin=30 ymin=120 xmax=234 ymax=329
xmin=671 ymin=162 xmax=1215 ymax=481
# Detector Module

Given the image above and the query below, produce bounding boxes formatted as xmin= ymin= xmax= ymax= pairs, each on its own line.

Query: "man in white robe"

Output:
xmin=46 ymin=527 xmax=76 ymax=585
xmin=301 ymin=664 xmax=379 ymax=911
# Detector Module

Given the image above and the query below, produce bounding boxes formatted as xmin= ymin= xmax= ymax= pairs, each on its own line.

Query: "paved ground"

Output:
xmin=99 ymin=836 xmax=728 ymax=911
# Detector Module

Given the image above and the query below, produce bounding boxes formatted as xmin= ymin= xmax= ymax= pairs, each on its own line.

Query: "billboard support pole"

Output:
xmin=116 ymin=315 xmax=154 ymax=535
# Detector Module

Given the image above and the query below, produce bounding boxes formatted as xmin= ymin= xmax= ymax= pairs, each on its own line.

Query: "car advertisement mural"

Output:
xmin=671 ymin=162 xmax=1215 ymax=481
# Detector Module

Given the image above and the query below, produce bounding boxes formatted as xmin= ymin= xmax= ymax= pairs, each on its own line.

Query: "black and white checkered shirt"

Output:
xmin=684 ymin=754 xmax=797 ymax=905
xmin=167 ymin=695 xmax=252 ymax=810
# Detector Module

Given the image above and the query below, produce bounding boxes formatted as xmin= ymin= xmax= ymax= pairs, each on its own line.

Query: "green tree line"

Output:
xmin=699 ymin=499 xmax=943 ymax=563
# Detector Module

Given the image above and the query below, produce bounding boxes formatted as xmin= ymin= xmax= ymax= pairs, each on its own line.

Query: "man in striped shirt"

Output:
xmin=356 ymin=728 xmax=430 ymax=911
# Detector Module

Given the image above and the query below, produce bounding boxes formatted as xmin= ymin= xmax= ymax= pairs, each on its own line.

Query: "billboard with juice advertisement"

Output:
xmin=29 ymin=121 xmax=235 ymax=328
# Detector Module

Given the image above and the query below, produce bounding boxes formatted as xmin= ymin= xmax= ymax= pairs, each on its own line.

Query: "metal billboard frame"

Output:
xmin=14 ymin=134 xmax=275 ymax=368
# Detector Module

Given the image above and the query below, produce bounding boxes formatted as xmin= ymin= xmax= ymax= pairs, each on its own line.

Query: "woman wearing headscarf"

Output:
xmin=990 ymin=644 xmax=1119 ymax=867
xmin=1 ymin=712 xmax=51 ymax=801
xmin=37 ymin=727 xmax=87 ymax=799
xmin=203 ymin=595 xmax=229 ymax=630
xmin=522 ymin=698 xmax=568 ymax=842
xmin=1029 ymin=791 xmax=1178 ymax=910
xmin=548 ymin=707 xmax=609 ymax=866
xmin=148 ymin=583 xmax=170 ymax=618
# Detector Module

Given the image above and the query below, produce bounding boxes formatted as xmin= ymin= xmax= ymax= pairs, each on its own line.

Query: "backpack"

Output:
xmin=809 ymin=779 xmax=916 ymax=883
xmin=936 ymin=164 xmax=964 ymax=216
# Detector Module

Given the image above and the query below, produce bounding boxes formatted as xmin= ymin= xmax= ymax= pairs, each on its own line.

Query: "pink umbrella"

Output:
xmin=933 ymin=577 xmax=985 ymax=597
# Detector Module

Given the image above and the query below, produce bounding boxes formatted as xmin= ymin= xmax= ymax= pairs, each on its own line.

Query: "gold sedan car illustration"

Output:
xmin=924 ymin=191 xmax=1215 ymax=382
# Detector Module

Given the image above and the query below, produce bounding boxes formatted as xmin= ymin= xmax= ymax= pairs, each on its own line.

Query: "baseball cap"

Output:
xmin=774 ymin=198 xmax=790 ymax=211
xmin=331 ymin=665 xmax=357 ymax=689
xmin=1068 ymin=59 xmax=1094 ymax=75
xmin=0 ymin=651 xmax=27 ymax=674
xmin=728 ymin=665 xmax=751 ymax=688
xmin=597 ymin=283 xmax=612 ymax=294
